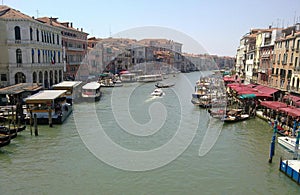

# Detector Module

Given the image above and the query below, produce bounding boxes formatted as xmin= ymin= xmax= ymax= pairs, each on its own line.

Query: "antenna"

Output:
xmin=109 ymin=24 xmax=112 ymax=37
xmin=36 ymin=9 xmax=39 ymax=18
xmin=294 ymin=11 xmax=297 ymax=24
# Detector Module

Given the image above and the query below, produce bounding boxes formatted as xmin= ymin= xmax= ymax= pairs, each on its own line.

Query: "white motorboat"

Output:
xmin=151 ymin=88 xmax=163 ymax=96
xmin=278 ymin=136 xmax=300 ymax=151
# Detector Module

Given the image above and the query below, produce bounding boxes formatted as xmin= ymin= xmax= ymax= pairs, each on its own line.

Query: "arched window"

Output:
xmin=38 ymin=50 xmax=41 ymax=63
xmin=41 ymin=31 xmax=44 ymax=42
xmin=36 ymin=29 xmax=39 ymax=41
xmin=14 ymin=26 xmax=21 ymax=40
xmin=58 ymin=51 xmax=61 ymax=63
xmin=16 ymin=49 xmax=22 ymax=64
xmin=57 ymin=34 xmax=59 ymax=45
xmin=30 ymin=27 xmax=33 ymax=40
xmin=31 ymin=49 xmax=34 ymax=63
xmin=52 ymin=34 xmax=55 ymax=44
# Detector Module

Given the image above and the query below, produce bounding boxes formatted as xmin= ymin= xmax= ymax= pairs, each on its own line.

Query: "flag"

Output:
xmin=51 ymin=55 xmax=55 ymax=64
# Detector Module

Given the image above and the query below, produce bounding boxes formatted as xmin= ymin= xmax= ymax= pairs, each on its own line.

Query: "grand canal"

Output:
xmin=1 ymin=72 xmax=300 ymax=194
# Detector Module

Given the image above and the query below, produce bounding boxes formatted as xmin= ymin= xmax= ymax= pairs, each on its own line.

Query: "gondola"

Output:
xmin=155 ymin=82 xmax=175 ymax=88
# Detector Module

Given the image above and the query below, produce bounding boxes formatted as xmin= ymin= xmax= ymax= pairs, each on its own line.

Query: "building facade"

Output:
xmin=0 ymin=5 xmax=64 ymax=88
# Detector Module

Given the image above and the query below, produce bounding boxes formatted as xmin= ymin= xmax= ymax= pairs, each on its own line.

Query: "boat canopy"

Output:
xmin=25 ymin=90 xmax=67 ymax=104
xmin=52 ymin=81 xmax=82 ymax=88
xmin=82 ymin=82 xmax=101 ymax=90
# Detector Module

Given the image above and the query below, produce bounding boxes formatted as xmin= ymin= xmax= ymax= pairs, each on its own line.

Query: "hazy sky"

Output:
xmin=4 ymin=0 xmax=300 ymax=56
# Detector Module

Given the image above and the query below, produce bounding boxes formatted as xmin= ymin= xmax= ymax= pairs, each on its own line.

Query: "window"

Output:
xmin=57 ymin=34 xmax=59 ymax=45
xmin=30 ymin=27 xmax=33 ymax=40
xmin=36 ymin=29 xmax=39 ymax=41
xmin=31 ymin=49 xmax=34 ymax=63
xmin=58 ymin=51 xmax=61 ymax=63
xmin=38 ymin=50 xmax=41 ymax=63
xmin=52 ymin=34 xmax=55 ymax=44
xmin=14 ymin=26 xmax=21 ymax=40
xmin=16 ymin=49 xmax=22 ymax=64
xmin=291 ymin=53 xmax=294 ymax=63
xmin=0 ymin=74 xmax=7 ymax=81
xmin=41 ymin=31 xmax=44 ymax=42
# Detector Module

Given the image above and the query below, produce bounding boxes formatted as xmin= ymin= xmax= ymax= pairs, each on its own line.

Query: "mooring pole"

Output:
xmin=30 ymin=110 xmax=33 ymax=135
xmin=48 ymin=109 xmax=53 ymax=127
xmin=269 ymin=120 xmax=278 ymax=163
xmin=34 ymin=113 xmax=38 ymax=136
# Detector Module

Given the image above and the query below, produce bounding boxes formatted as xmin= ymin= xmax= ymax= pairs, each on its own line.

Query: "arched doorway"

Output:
xmin=49 ymin=70 xmax=53 ymax=86
xmin=59 ymin=70 xmax=62 ymax=82
xmin=32 ymin=72 xmax=37 ymax=83
xmin=15 ymin=72 xmax=26 ymax=84
xmin=54 ymin=70 xmax=58 ymax=84
xmin=39 ymin=71 xmax=43 ymax=84
xmin=44 ymin=71 xmax=48 ymax=88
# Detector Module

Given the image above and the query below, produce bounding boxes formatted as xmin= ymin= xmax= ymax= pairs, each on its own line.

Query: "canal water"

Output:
xmin=1 ymin=72 xmax=300 ymax=194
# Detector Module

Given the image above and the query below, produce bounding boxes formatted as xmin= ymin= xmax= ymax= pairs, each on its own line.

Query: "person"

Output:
xmin=281 ymin=116 xmax=286 ymax=128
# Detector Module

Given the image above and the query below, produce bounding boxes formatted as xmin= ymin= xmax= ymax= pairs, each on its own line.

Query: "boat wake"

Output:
xmin=145 ymin=94 xmax=164 ymax=102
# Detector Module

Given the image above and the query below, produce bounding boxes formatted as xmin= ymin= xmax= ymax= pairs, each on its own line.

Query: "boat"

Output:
xmin=221 ymin=109 xmax=250 ymax=122
xmin=52 ymin=81 xmax=83 ymax=105
xmin=0 ymin=138 xmax=10 ymax=148
xmin=25 ymin=90 xmax=73 ymax=124
xmin=114 ymin=79 xmax=123 ymax=87
xmin=99 ymin=79 xmax=115 ymax=87
xmin=137 ymin=74 xmax=163 ymax=82
xmin=0 ymin=126 xmax=17 ymax=139
xmin=279 ymin=159 xmax=300 ymax=185
xmin=278 ymin=136 xmax=300 ymax=151
xmin=151 ymin=88 xmax=163 ymax=96
xmin=81 ymin=82 xmax=102 ymax=101
xmin=120 ymin=73 xmax=137 ymax=83
xmin=155 ymin=82 xmax=175 ymax=88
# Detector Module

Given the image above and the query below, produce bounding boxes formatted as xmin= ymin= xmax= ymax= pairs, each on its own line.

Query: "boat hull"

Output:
xmin=278 ymin=136 xmax=300 ymax=151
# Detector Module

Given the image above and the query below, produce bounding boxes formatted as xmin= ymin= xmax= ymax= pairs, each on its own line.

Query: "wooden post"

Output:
xmin=48 ymin=109 xmax=53 ymax=127
xmin=30 ymin=110 xmax=33 ymax=136
xmin=34 ymin=113 xmax=38 ymax=136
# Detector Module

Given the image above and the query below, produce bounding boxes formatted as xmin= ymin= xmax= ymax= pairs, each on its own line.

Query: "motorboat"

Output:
xmin=151 ymin=88 xmax=163 ymax=96
xmin=155 ymin=82 xmax=175 ymax=88
xmin=278 ymin=136 xmax=300 ymax=151
xmin=137 ymin=74 xmax=163 ymax=82
xmin=81 ymin=82 xmax=102 ymax=101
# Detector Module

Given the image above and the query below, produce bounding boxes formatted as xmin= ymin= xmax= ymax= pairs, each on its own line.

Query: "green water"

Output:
xmin=1 ymin=72 xmax=300 ymax=194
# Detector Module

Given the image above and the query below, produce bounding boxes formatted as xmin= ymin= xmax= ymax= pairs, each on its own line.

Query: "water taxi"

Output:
xmin=151 ymin=88 xmax=163 ymax=96
xmin=81 ymin=82 xmax=102 ymax=101
xmin=137 ymin=74 xmax=162 ymax=82
xmin=25 ymin=90 xmax=72 ymax=124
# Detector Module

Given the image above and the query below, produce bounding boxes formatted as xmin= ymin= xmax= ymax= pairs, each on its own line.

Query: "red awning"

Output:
xmin=260 ymin=101 xmax=288 ymax=110
xmin=278 ymin=106 xmax=300 ymax=117
xmin=254 ymin=85 xmax=278 ymax=95
xmin=283 ymin=94 xmax=300 ymax=102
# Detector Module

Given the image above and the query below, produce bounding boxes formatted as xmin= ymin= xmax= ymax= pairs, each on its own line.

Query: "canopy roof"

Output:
xmin=260 ymin=101 xmax=288 ymax=110
xmin=0 ymin=83 xmax=42 ymax=95
xmin=278 ymin=106 xmax=300 ymax=117
xmin=82 ymin=82 xmax=101 ymax=90
xmin=25 ymin=90 xmax=67 ymax=103
xmin=239 ymin=94 xmax=256 ymax=99
xmin=52 ymin=81 xmax=82 ymax=88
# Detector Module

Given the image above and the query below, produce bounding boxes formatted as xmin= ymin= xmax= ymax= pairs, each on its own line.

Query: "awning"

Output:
xmin=283 ymin=94 xmax=300 ymax=103
xmin=260 ymin=101 xmax=288 ymax=110
xmin=239 ymin=94 xmax=256 ymax=99
xmin=278 ymin=106 xmax=300 ymax=117
xmin=254 ymin=85 xmax=278 ymax=95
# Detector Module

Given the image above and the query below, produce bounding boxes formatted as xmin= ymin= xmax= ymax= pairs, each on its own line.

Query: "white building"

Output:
xmin=0 ymin=5 xmax=64 ymax=88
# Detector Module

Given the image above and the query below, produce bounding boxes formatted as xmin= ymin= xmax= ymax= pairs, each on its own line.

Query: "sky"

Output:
xmin=3 ymin=0 xmax=300 ymax=56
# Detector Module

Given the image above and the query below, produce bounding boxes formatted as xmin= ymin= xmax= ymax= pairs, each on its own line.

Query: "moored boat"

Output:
xmin=277 ymin=136 xmax=300 ymax=151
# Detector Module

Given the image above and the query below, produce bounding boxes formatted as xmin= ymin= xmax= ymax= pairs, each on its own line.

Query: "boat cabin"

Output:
xmin=52 ymin=81 xmax=82 ymax=104
xmin=81 ymin=82 xmax=101 ymax=101
xmin=25 ymin=90 xmax=72 ymax=124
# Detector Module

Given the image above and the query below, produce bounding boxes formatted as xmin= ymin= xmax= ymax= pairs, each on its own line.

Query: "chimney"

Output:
xmin=81 ymin=28 xmax=83 ymax=32
xmin=70 ymin=22 xmax=73 ymax=28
